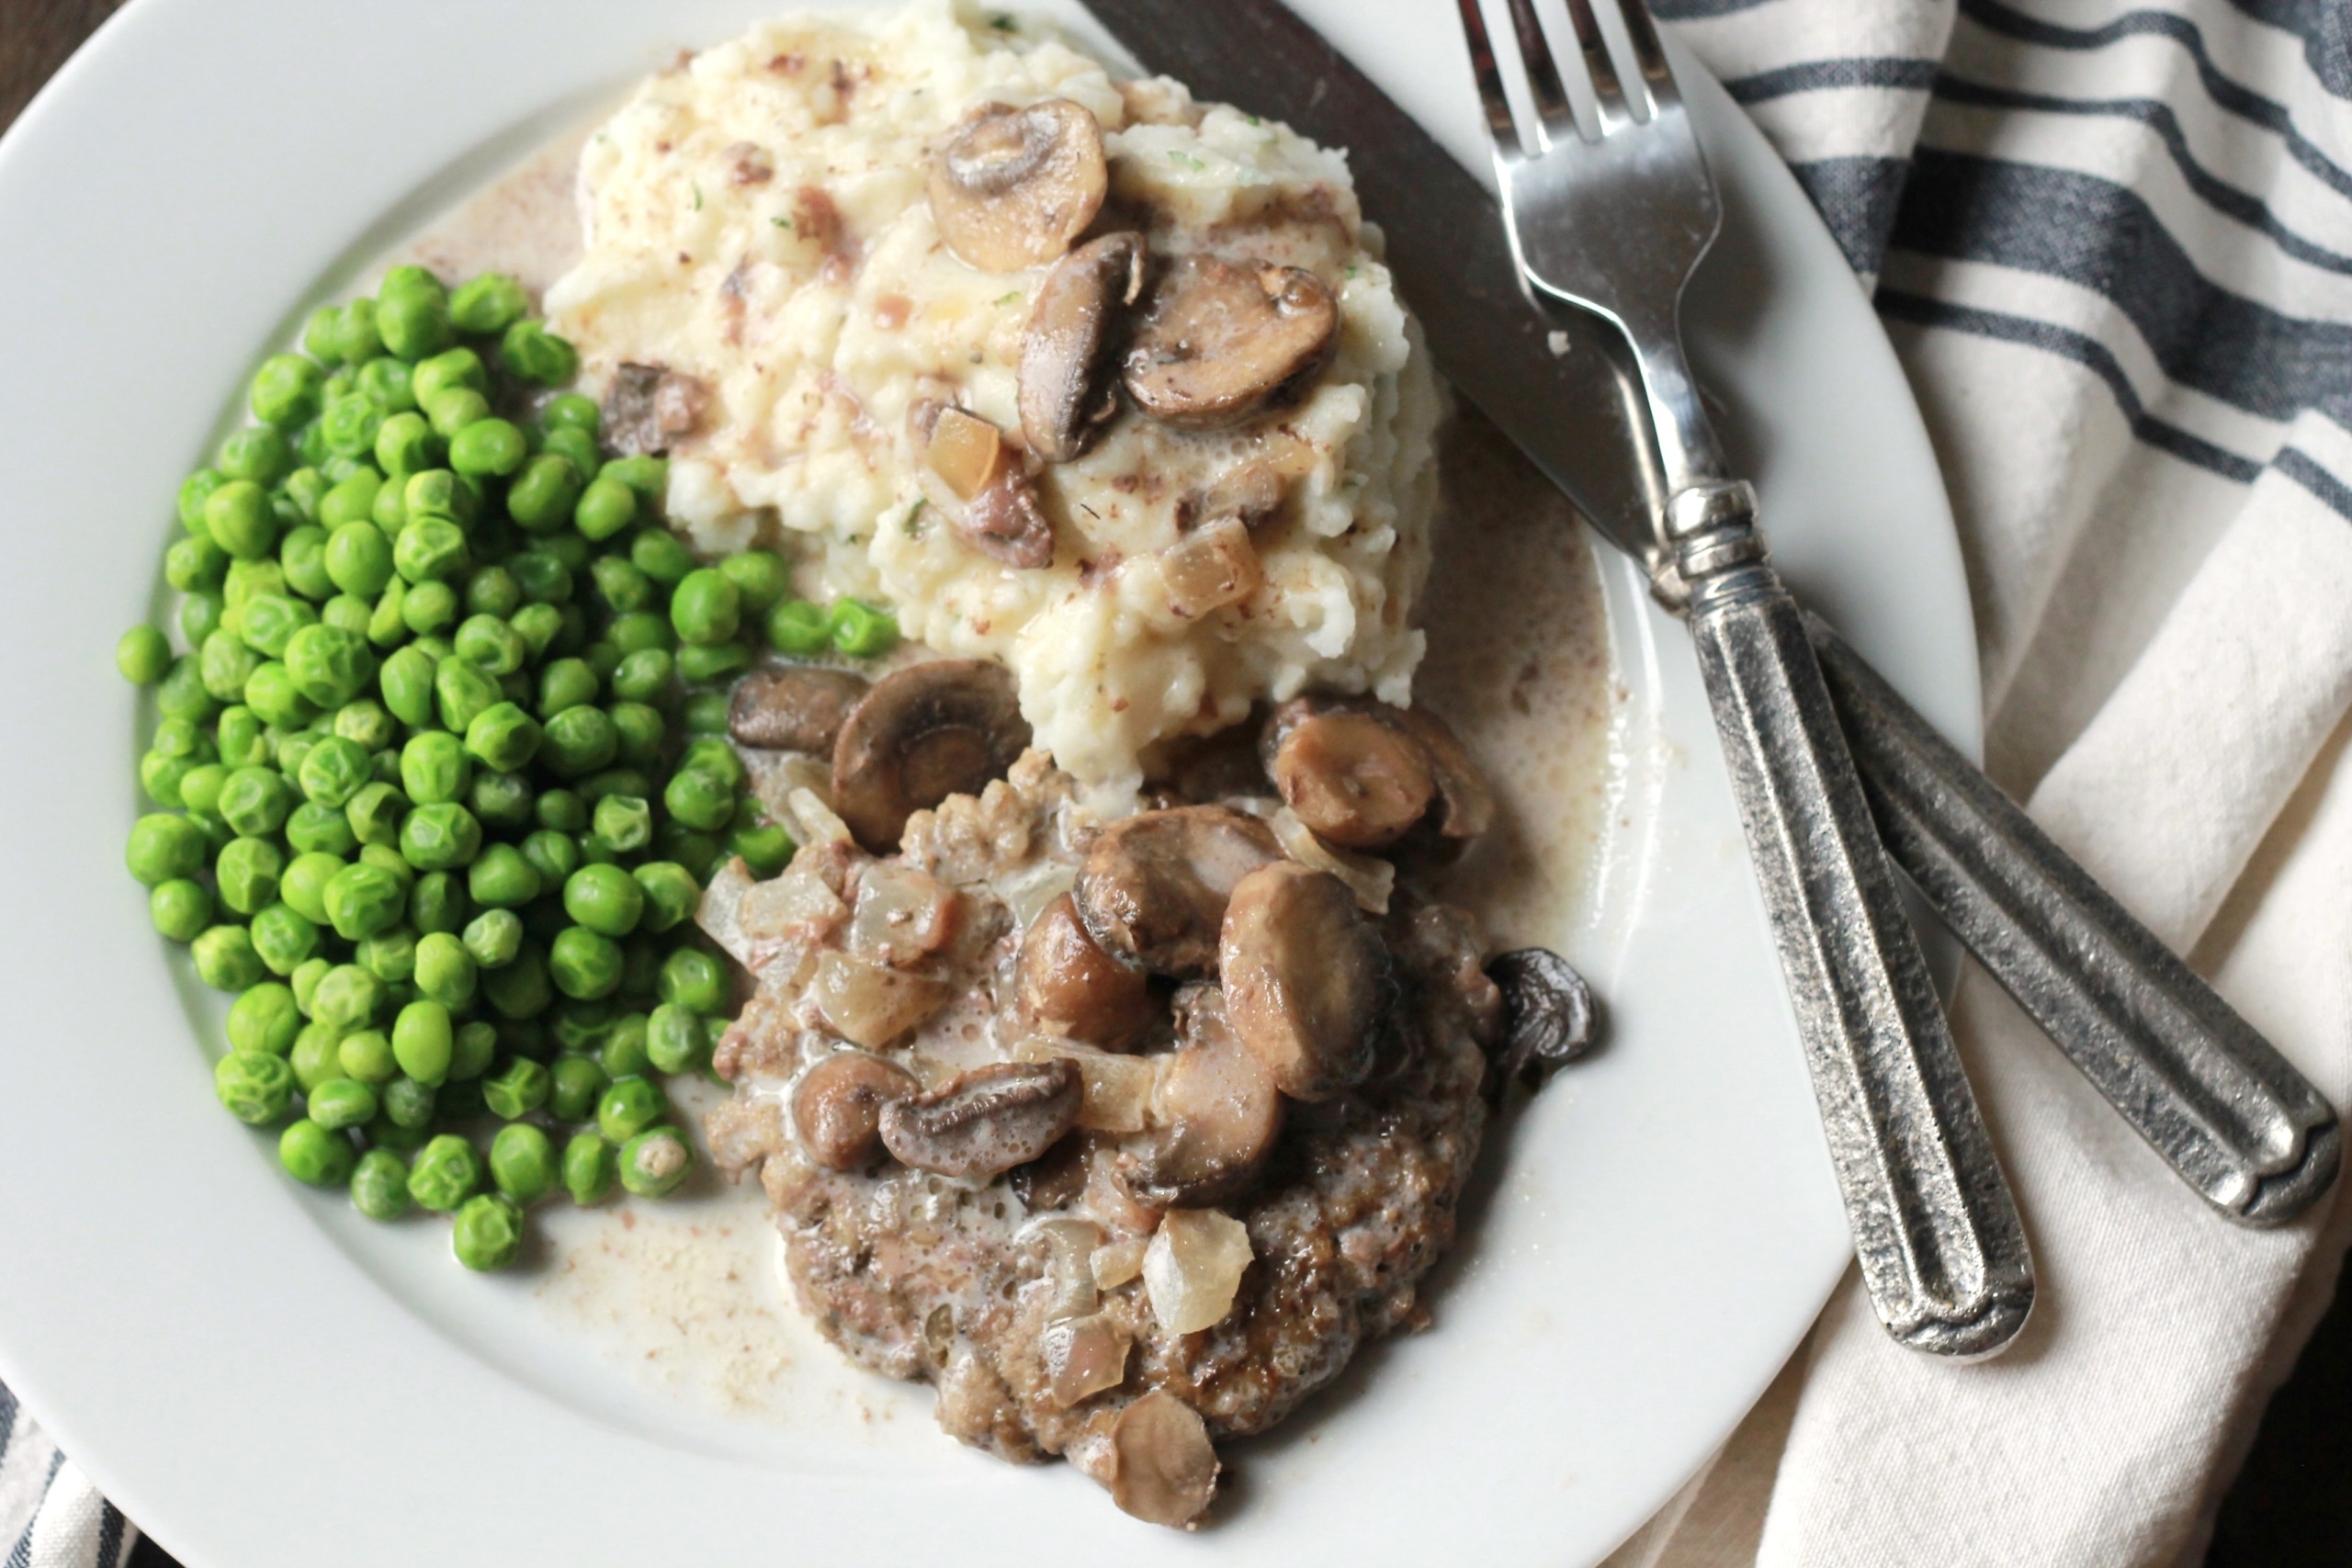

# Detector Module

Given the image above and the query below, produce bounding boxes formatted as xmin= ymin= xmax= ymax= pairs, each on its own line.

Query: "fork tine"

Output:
xmin=1500 ymin=0 xmax=1577 ymax=144
xmin=1563 ymin=0 xmax=1634 ymax=134
xmin=1600 ymin=0 xmax=1679 ymax=113
xmin=1453 ymin=0 xmax=1526 ymax=157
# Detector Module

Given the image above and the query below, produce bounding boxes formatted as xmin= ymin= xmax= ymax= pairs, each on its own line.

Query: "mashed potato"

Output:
xmin=547 ymin=0 xmax=1440 ymax=800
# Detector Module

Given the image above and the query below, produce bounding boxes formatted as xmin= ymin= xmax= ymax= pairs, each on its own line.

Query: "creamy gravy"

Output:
xmin=390 ymin=121 xmax=1615 ymax=1419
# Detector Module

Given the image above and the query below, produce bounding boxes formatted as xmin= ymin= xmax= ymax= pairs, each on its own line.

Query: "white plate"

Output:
xmin=0 ymin=3 xmax=1977 ymax=1564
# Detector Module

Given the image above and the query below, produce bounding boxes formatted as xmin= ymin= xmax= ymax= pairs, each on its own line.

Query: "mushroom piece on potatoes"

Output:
xmin=1019 ymin=231 xmax=1146 ymax=462
xmin=1122 ymin=255 xmax=1339 ymax=428
xmin=927 ymin=99 xmax=1108 ymax=273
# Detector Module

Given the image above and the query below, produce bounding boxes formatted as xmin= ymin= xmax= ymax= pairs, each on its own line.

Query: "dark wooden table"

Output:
xmin=6 ymin=2 xmax=2346 ymax=1562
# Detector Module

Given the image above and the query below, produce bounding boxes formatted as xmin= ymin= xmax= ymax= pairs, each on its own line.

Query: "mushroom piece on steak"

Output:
xmin=1218 ymin=863 xmax=1385 ymax=1100
xmin=1485 ymin=947 xmax=1597 ymax=1097
xmin=927 ymin=99 xmax=1108 ymax=273
xmin=1073 ymin=805 xmax=1281 ymax=978
xmin=1019 ymin=232 xmax=1145 ymax=462
xmin=1018 ymin=892 xmax=1158 ymax=1049
xmin=879 ymin=1058 xmax=1083 ymax=1178
xmin=601 ymin=362 xmax=707 ymax=457
xmin=793 ymin=1050 xmax=920 ymax=1169
xmin=1103 ymin=1391 xmax=1221 ymax=1528
xmin=831 ymin=660 xmax=1032 ymax=852
xmin=1123 ymin=984 xmax=1283 ymax=1207
xmin=1122 ymin=255 xmax=1339 ymax=429
xmin=729 ymin=665 xmax=871 ymax=754
xmin=1264 ymin=696 xmax=1494 ymax=850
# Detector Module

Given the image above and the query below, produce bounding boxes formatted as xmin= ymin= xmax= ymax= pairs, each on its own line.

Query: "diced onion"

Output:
xmin=1271 ymin=806 xmax=1394 ymax=914
xmin=1142 ymin=1208 xmax=1252 ymax=1334
xmin=1012 ymin=1037 xmax=1158 ymax=1133
xmin=695 ymin=855 xmax=759 ymax=964
xmin=808 ymin=950 xmax=953 ymax=1047
xmin=1042 ymin=1314 xmax=1131 ymax=1408
xmin=1091 ymin=1236 xmax=1148 ymax=1290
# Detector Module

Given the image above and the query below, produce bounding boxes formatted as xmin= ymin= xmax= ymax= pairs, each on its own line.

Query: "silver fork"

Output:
xmin=1456 ymin=0 xmax=2035 ymax=1357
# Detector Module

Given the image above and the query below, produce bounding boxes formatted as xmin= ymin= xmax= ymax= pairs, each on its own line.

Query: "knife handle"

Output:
xmin=1806 ymin=615 xmax=2341 ymax=1225
xmin=1672 ymin=482 xmax=2035 ymax=1358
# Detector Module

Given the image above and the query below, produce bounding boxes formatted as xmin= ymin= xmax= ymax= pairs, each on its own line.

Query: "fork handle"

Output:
xmin=1805 ymin=615 xmax=2341 ymax=1225
xmin=1671 ymin=482 xmax=2034 ymax=1358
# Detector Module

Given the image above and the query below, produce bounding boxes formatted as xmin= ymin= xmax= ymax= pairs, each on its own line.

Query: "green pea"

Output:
xmin=211 ymin=768 xmax=289 ymax=840
xmin=165 ymin=535 xmax=228 ymax=594
xmin=729 ymin=821 xmax=795 ymax=878
xmin=499 ymin=320 xmax=578 ymax=386
xmin=329 ymin=299 xmax=383 ymax=364
xmin=174 ymin=591 xmax=221 ymax=651
xmin=482 ymin=941 xmax=553 ymax=1019
xmin=214 ymin=837 xmax=283 ymax=916
xmin=662 ymin=767 xmax=734 ymax=835
xmin=379 ymin=283 xmax=454 ymax=362
xmin=667 ymin=696 xmax=721 ymax=744
xmin=596 ymin=1077 xmax=668 ymax=1145
xmin=284 ymin=468 xmax=331 ymax=523
xmin=598 ymin=454 xmax=663 ymax=503
xmin=548 ymin=998 xmax=616 ymax=1058
xmin=350 ymin=1147 xmax=413 ymax=1220
xmin=555 ymin=1132 xmax=616 ymax=1207
xmin=597 ymin=652 xmax=665 ymax=710
xmin=283 ymin=623 xmax=374 ymax=708
xmin=214 ymin=1050 xmax=295 ymax=1127
xmin=584 ymin=794 xmax=648 ymax=855
xmin=669 ymin=568 xmax=741 ymax=646
xmin=179 ymin=468 xmax=228 ymax=533
xmin=237 ymin=593 xmax=317 ymax=660
xmin=530 ymin=660 xmax=594 ymax=722
xmin=149 ymin=878 xmax=212 ymax=942
xmin=482 ymin=1055 xmax=551 ymax=1120
xmin=396 ymin=730 xmax=469 ymax=807
xmin=306 ymin=1077 xmax=378 ymax=1132
xmin=249 ymin=903 xmax=321 ymax=976
xmin=541 ymin=1057 xmax=604 ymax=1126
xmin=541 ymin=706 xmax=617 ymax=780
xmin=652 ymin=825 xmax=721 ymax=884
xmin=467 ymin=844 xmax=541 ymax=911
xmin=312 ymin=965 xmax=386 ymax=1034
xmin=393 ymin=517 xmax=469 ymax=587
xmin=598 ymin=1014 xmax=650 ymax=1079
xmin=294 ymin=735 xmax=368 ymax=808
xmin=715 ymin=552 xmax=787 ymax=614
xmin=618 ymin=1126 xmax=693 ymax=1199
xmin=339 ymin=781 xmax=402 ymax=849
xmin=319 ymin=395 xmax=386 ymax=463
xmin=435 ymin=656 xmax=499 ymax=734
xmin=318 ymin=470 xmax=383 ymax=532
xmin=508 ymin=550 xmax=572 ymax=605
xmin=117 ymin=625 xmax=172 ymax=686
xmin=410 ymin=346 xmax=485 ymax=408
xmin=197 ymin=628 xmax=258 ymax=703
xmin=403 ymin=468 xmax=478 ymax=528
xmin=469 ymin=770 xmax=534 ymax=832
xmin=424 ymin=387 xmax=490 ymax=440
xmin=354 ymin=356 xmax=416 ymax=414
xmin=239 ymin=661 xmax=313 ymax=728
xmin=198 ymin=479 xmax=273 ymax=560
xmin=764 ymin=599 xmax=831 ymax=657
xmin=358 ymin=841 xmax=415 ymax=889
xmin=620 ymin=864 xmax=695 ymax=937
xmin=401 ymin=579 xmax=459 ymax=637
xmin=451 ymin=1020 xmax=499 ymax=1081
xmin=319 ymin=594 xmax=372 ymax=637
xmin=399 ymin=803 xmax=482 ymax=873
xmin=290 ymin=956 xmax=331 ymax=1015
xmin=138 ymin=750 xmax=193 ymax=808
xmin=219 ymin=983 xmax=298 ymax=1057
xmin=317 ymin=861 xmax=401 ymax=942
xmin=628 ymin=529 xmax=692 ymax=587
xmin=449 ymin=274 xmax=527 ymax=335
xmin=288 ymin=1022 xmax=344 ymax=1092
xmin=408 ymin=1133 xmax=481 ymax=1213
xmin=569 ymin=474 xmax=635 ymax=542
xmin=208 ymin=710 xmax=260 ymax=773
xmin=557 ymin=861 xmax=640 ymax=939
xmin=450 ymin=417 xmax=526 ymax=479
xmin=831 ymin=599 xmax=899 ymax=658
xmin=250 ymin=353 xmax=323 ymax=428
xmin=519 ymin=833 xmax=579 ymax=892
xmin=643 ymin=1003 xmax=703 ymax=1076
xmin=549 ymin=926 xmax=624 ymax=1000
xmin=218 ymin=425 xmax=294 ymax=489
xmin=535 ymin=789 xmax=588 ymax=834
xmin=453 ymin=614 xmax=527 ymax=678
xmin=413 ymin=931 xmax=478 ymax=1009
xmin=373 ymin=410 xmax=440 ymax=479
xmin=660 ymin=946 xmax=729 ymax=1015
xmin=494 ymin=612 xmax=553 ymax=673
xmin=410 ymin=870 xmax=467 ymax=935
xmin=489 ymin=1122 xmax=559 ymax=1206
xmin=386 ymin=998 xmax=453 ymax=1085
xmin=337 ymin=1028 xmax=398 ymax=1086
xmin=276 ymin=1119 xmax=355 ymax=1187
xmin=371 ymin=646 xmax=432 ymax=728
xmin=675 ymin=642 xmax=750 ymax=683
xmin=356 ymin=926 xmax=417 ymax=983
xmin=450 ymin=1192 xmax=524 ymax=1271
xmin=190 ymin=925 xmax=263 ymax=991
xmin=537 ymin=429 xmax=598 ymax=489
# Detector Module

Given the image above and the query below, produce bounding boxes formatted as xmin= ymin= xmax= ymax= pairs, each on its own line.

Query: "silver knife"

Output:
xmin=1080 ymin=0 xmax=2338 ymax=1224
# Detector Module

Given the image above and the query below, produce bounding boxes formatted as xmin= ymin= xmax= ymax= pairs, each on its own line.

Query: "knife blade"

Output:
xmin=1081 ymin=0 xmax=2339 ymax=1224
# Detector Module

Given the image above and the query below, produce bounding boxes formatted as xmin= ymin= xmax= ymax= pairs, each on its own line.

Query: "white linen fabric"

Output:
xmin=0 ymin=1387 xmax=130 ymax=1568
xmin=1607 ymin=1 xmax=2352 ymax=1564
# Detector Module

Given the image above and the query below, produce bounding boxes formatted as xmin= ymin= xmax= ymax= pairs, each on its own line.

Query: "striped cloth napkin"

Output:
xmin=6 ymin=4 xmax=2348 ymax=1565
xmin=1603 ymin=2 xmax=2352 ymax=1565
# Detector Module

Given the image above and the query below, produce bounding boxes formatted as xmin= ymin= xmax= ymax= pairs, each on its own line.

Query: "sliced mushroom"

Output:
xmin=1486 ymin=947 xmax=1597 ymax=1096
xmin=1125 ymin=984 xmax=1283 ymax=1207
xmin=1219 ymin=863 xmax=1385 ymax=1100
xmin=956 ymin=464 xmax=1056 ymax=570
xmin=1019 ymin=892 xmax=1158 ymax=1049
xmin=832 ymin=660 xmax=1033 ymax=852
xmin=879 ymin=1058 xmax=1083 ymax=1179
xmin=1390 ymin=705 xmax=1495 ymax=840
xmin=792 ymin=1050 xmax=920 ymax=1169
xmin=927 ymin=99 xmax=1108 ymax=273
xmin=1105 ymin=1390 xmax=1220 ymax=1528
xmin=1272 ymin=708 xmax=1436 ymax=850
xmin=1122 ymin=255 xmax=1339 ymax=429
xmin=729 ymin=665 xmax=871 ymax=754
xmin=1019 ymin=232 xmax=1146 ymax=462
xmin=1074 ymin=806 xmax=1282 ymax=978
xmin=601 ymin=362 xmax=708 ymax=457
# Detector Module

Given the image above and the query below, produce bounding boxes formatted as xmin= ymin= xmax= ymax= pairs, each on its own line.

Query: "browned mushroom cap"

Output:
xmin=1125 ymin=984 xmax=1283 ymax=1207
xmin=1272 ymin=708 xmax=1436 ymax=850
xmin=792 ymin=1050 xmax=920 ymax=1169
xmin=1106 ymin=1390 xmax=1220 ymax=1527
xmin=878 ymin=1059 xmax=1083 ymax=1178
xmin=1020 ymin=232 xmax=1146 ymax=462
xmin=927 ymin=99 xmax=1108 ymax=273
xmin=1019 ymin=893 xmax=1158 ymax=1049
xmin=832 ymin=660 xmax=1033 ymax=852
xmin=1122 ymin=255 xmax=1340 ymax=429
xmin=1487 ymin=947 xmax=1597 ymax=1097
xmin=1219 ymin=862 xmax=1385 ymax=1100
xmin=1074 ymin=806 xmax=1282 ymax=978
xmin=729 ymin=665 xmax=872 ymax=754
xmin=1389 ymin=705 xmax=1495 ymax=840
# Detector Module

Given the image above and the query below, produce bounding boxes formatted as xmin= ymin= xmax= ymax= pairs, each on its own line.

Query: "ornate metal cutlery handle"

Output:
xmin=1675 ymin=484 xmax=2036 ymax=1357
xmin=1809 ymin=618 xmax=2341 ymax=1224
